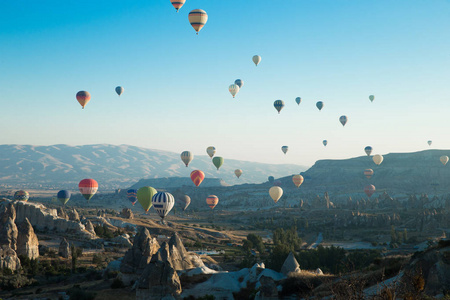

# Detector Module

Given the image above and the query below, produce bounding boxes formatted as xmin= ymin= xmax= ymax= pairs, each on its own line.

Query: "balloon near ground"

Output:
xmin=295 ymin=97 xmax=301 ymax=105
xmin=115 ymin=86 xmax=124 ymax=96
xmin=57 ymin=190 xmax=70 ymax=206
xmin=188 ymin=9 xmax=208 ymax=34
xmin=440 ymin=156 xmax=449 ymax=165
xmin=364 ymin=185 xmax=376 ymax=197
xmin=137 ymin=186 xmax=157 ymax=212
xmin=181 ymin=151 xmax=193 ymax=167
xmin=206 ymin=146 xmax=216 ymax=158
xmin=235 ymin=79 xmax=244 ymax=88
xmin=14 ymin=190 xmax=29 ymax=202
xmin=274 ymin=100 xmax=285 ymax=114
xmin=316 ymin=101 xmax=324 ymax=111
xmin=364 ymin=146 xmax=373 ymax=156
xmin=78 ymin=179 xmax=98 ymax=201
xmin=206 ymin=195 xmax=219 ymax=209
xmin=269 ymin=186 xmax=283 ymax=203
xmin=364 ymin=169 xmax=374 ymax=179
xmin=292 ymin=175 xmax=304 ymax=188
xmin=76 ymin=91 xmax=91 ymax=109
xmin=127 ymin=189 xmax=138 ymax=205
xmin=235 ymin=169 xmax=243 ymax=178
xmin=170 ymin=0 xmax=186 ymax=12
xmin=339 ymin=115 xmax=348 ymax=127
xmin=281 ymin=146 xmax=289 ymax=154
xmin=252 ymin=55 xmax=261 ymax=66
xmin=229 ymin=84 xmax=240 ymax=98
xmin=190 ymin=170 xmax=205 ymax=186
xmin=212 ymin=156 xmax=224 ymax=170
xmin=179 ymin=195 xmax=191 ymax=211
xmin=373 ymin=154 xmax=383 ymax=165
xmin=152 ymin=192 xmax=175 ymax=220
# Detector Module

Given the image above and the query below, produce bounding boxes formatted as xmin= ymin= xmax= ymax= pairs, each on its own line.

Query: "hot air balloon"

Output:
xmin=339 ymin=115 xmax=348 ymax=126
xmin=190 ymin=170 xmax=205 ymax=186
xmin=316 ymin=101 xmax=324 ymax=111
xmin=152 ymin=192 xmax=175 ymax=221
xmin=14 ymin=190 xmax=29 ymax=202
xmin=78 ymin=179 xmax=98 ymax=201
xmin=268 ymin=176 xmax=275 ymax=184
xmin=212 ymin=156 xmax=224 ymax=170
xmin=170 ymin=0 xmax=186 ymax=12
xmin=206 ymin=146 xmax=216 ymax=159
xmin=440 ymin=156 xmax=449 ymax=165
xmin=323 ymin=140 xmax=328 ymax=147
xmin=137 ymin=186 xmax=157 ymax=212
xmin=188 ymin=9 xmax=208 ymax=34
xmin=364 ymin=146 xmax=373 ymax=156
xmin=274 ymin=100 xmax=285 ymax=114
xmin=364 ymin=185 xmax=376 ymax=197
xmin=428 ymin=140 xmax=432 ymax=146
xmin=229 ymin=84 xmax=240 ymax=98
xmin=252 ymin=55 xmax=261 ymax=66
xmin=292 ymin=175 xmax=304 ymax=188
xmin=281 ymin=146 xmax=289 ymax=154
xmin=115 ymin=86 xmax=124 ymax=96
xmin=181 ymin=151 xmax=194 ymax=167
xmin=127 ymin=189 xmax=138 ymax=205
xmin=269 ymin=186 xmax=283 ymax=203
xmin=295 ymin=97 xmax=301 ymax=105
xmin=179 ymin=195 xmax=191 ymax=211
xmin=373 ymin=154 xmax=383 ymax=165
xmin=206 ymin=195 xmax=219 ymax=209
xmin=57 ymin=190 xmax=70 ymax=206
xmin=235 ymin=169 xmax=243 ymax=178
xmin=369 ymin=95 xmax=375 ymax=102
xmin=76 ymin=91 xmax=91 ymax=109
xmin=235 ymin=79 xmax=244 ymax=88
xmin=364 ymin=169 xmax=374 ymax=179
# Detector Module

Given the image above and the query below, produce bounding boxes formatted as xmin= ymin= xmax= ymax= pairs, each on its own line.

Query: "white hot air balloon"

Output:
xmin=269 ymin=186 xmax=283 ymax=203
xmin=229 ymin=84 xmax=240 ymax=98
xmin=206 ymin=146 xmax=216 ymax=159
xmin=440 ymin=155 xmax=449 ymax=165
xmin=252 ymin=55 xmax=261 ymax=66
xmin=373 ymin=154 xmax=383 ymax=165
xmin=152 ymin=192 xmax=175 ymax=222
xmin=181 ymin=151 xmax=194 ymax=167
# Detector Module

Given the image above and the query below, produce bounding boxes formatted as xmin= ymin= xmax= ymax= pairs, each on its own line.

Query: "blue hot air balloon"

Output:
xmin=295 ymin=97 xmax=301 ymax=105
xmin=127 ymin=189 xmax=138 ymax=206
xmin=57 ymin=190 xmax=71 ymax=206
xmin=274 ymin=100 xmax=285 ymax=114
xmin=316 ymin=101 xmax=324 ymax=111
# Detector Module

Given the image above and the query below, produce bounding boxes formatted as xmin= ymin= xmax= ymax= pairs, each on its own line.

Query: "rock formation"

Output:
xmin=0 ymin=217 xmax=18 ymax=251
xmin=85 ymin=220 xmax=96 ymax=235
xmin=0 ymin=246 xmax=21 ymax=271
xmin=256 ymin=275 xmax=279 ymax=299
xmin=56 ymin=207 xmax=68 ymax=220
xmin=120 ymin=208 xmax=134 ymax=219
xmin=112 ymin=234 xmax=132 ymax=248
xmin=59 ymin=238 xmax=70 ymax=258
xmin=16 ymin=218 xmax=39 ymax=259
xmin=67 ymin=208 xmax=80 ymax=222
xmin=281 ymin=252 xmax=301 ymax=276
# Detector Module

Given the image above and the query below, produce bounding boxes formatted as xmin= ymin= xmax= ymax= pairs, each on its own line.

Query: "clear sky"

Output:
xmin=1 ymin=1 xmax=450 ymax=167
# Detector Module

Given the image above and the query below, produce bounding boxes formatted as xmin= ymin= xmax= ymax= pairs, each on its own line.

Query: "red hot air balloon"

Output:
xmin=364 ymin=185 xmax=376 ymax=198
xmin=206 ymin=195 xmax=219 ymax=209
xmin=76 ymin=91 xmax=91 ymax=109
xmin=79 ymin=179 xmax=98 ymax=201
xmin=190 ymin=170 xmax=205 ymax=187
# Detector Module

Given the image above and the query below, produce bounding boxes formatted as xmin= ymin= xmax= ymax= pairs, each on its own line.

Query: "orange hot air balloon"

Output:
xmin=206 ymin=195 xmax=219 ymax=209
xmin=364 ymin=185 xmax=376 ymax=197
xmin=292 ymin=175 xmax=304 ymax=188
xmin=190 ymin=170 xmax=205 ymax=187
xmin=364 ymin=169 xmax=374 ymax=179
xmin=78 ymin=178 xmax=98 ymax=201
xmin=76 ymin=91 xmax=91 ymax=109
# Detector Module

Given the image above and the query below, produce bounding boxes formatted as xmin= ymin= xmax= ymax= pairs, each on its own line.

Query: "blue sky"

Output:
xmin=1 ymin=0 xmax=450 ymax=167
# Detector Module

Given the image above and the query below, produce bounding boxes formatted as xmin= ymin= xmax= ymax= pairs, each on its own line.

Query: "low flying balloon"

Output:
xmin=212 ymin=156 xmax=224 ymax=170
xmin=206 ymin=146 xmax=216 ymax=159
xmin=364 ymin=185 xmax=376 ymax=198
xmin=235 ymin=169 xmax=243 ymax=178
xmin=57 ymin=190 xmax=70 ymax=206
xmin=364 ymin=169 xmax=374 ymax=179
xmin=76 ymin=91 xmax=91 ymax=109
xmin=252 ymin=55 xmax=261 ymax=66
xmin=281 ymin=146 xmax=289 ymax=154
xmin=127 ymin=189 xmax=138 ymax=206
xmin=14 ymin=190 xmax=29 ymax=202
xmin=115 ymin=86 xmax=124 ymax=96
xmin=440 ymin=156 xmax=449 ymax=165
xmin=190 ymin=170 xmax=205 ymax=186
xmin=295 ymin=97 xmax=301 ymax=105
xmin=181 ymin=151 xmax=194 ymax=167
xmin=137 ymin=186 xmax=157 ymax=212
xmin=170 ymin=0 xmax=186 ymax=12
xmin=274 ymin=100 xmax=285 ymax=114
xmin=152 ymin=192 xmax=175 ymax=220
xmin=179 ymin=195 xmax=191 ymax=211
xmin=229 ymin=84 xmax=240 ymax=98
xmin=369 ymin=95 xmax=375 ymax=102
xmin=292 ymin=175 xmax=304 ymax=188
xmin=268 ymin=176 xmax=275 ymax=184
xmin=78 ymin=179 xmax=98 ymax=201
xmin=316 ymin=101 xmax=324 ymax=111
xmin=235 ymin=79 xmax=244 ymax=88
xmin=428 ymin=140 xmax=432 ymax=146
xmin=269 ymin=186 xmax=283 ymax=203
xmin=365 ymin=146 xmax=373 ymax=156
xmin=188 ymin=9 xmax=208 ymax=34
xmin=339 ymin=115 xmax=348 ymax=127
xmin=323 ymin=140 xmax=328 ymax=147
xmin=206 ymin=195 xmax=219 ymax=210
xmin=373 ymin=154 xmax=383 ymax=165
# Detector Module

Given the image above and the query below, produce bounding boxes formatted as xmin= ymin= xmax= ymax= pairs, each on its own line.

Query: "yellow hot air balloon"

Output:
xmin=292 ymin=175 xmax=304 ymax=188
xmin=269 ymin=186 xmax=283 ymax=203
xmin=235 ymin=169 xmax=243 ymax=178
xmin=440 ymin=155 xmax=449 ymax=165
xmin=373 ymin=154 xmax=383 ymax=165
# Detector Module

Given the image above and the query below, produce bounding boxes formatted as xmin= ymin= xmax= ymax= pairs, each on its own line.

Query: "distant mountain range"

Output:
xmin=0 ymin=144 xmax=306 ymax=189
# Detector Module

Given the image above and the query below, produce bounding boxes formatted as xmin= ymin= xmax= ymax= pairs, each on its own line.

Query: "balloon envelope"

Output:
xmin=364 ymin=185 xmax=376 ymax=197
xmin=170 ymin=0 xmax=186 ymax=12
xmin=179 ymin=195 xmax=191 ymax=211
xmin=269 ymin=186 xmax=283 ymax=203
xmin=76 ymin=91 xmax=91 ymax=109
xmin=274 ymin=100 xmax=285 ymax=114
xmin=295 ymin=97 xmax=301 ymax=105
xmin=229 ymin=84 xmax=240 ymax=98
xmin=57 ymin=190 xmax=71 ymax=205
xmin=127 ymin=189 xmax=138 ymax=205
xmin=316 ymin=101 xmax=324 ymax=111
xmin=78 ymin=179 xmax=98 ymax=201
xmin=339 ymin=115 xmax=348 ymax=126
xmin=252 ymin=55 xmax=261 ymax=66
xmin=373 ymin=154 xmax=383 ymax=165
xmin=181 ymin=151 xmax=194 ymax=167
xmin=137 ymin=186 xmax=157 ymax=212
xmin=235 ymin=79 xmax=244 ymax=88
xmin=206 ymin=195 xmax=219 ymax=209
xmin=365 ymin=146 xmax=373 ymax=156
xmin=115 ymin=86 xmax=124 ymax=96
xmin=369 ymin=95 xmax=375 ymax=102
xmin=212 ymin=156 xmax=224 ymax=170
xmin=14 ymin=190 xmax=29 ymax=202
xmin=235 ymin=169 xmax=243 ymax=178
xmin=292 ymin=175 xmax=304 ymax=188
xmin=268 ymin=176 xmax=275 ymax=184
xmin=364 ymin=169 xmax=374 ymax=179
xmin=152 ymin=192 xmax=175 ymax=219
xmin=206 ymin=146 xmax=216 ymax=158
xmin=281 ymin=146 xmax=289 ymax=154
xmin=188 ymin=9 xmax=208 ymax=34
xmin=323 ymin=140 xmax=328 ymax=147
xmin=427 ymin=140 xmax=432 ymax=146
xmin=190 ymin=170 xmax=205 ymax=186
xmin=440 ymin=156 xmax=449 ymax=165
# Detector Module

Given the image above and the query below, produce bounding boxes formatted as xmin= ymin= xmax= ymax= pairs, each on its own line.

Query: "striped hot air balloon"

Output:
xmin=274 ymin=100 xmax=285 ymax=114
xmin=229 ymin=84 xmax=240 ymax=98
xmin=78 ymin=179 xmax=98 ymax=201
xmin=127 ymin=189 xmax=138 ymax=205
xmin=206 ymin=195 xmax=219 ymax=210
xmin=188 ymin=9 xmax=208 ymax=34
xmin=14 ymin=190 xmax=29 ymax=202
xmin=190 ymin=170 xmax=205 ymax=187
xmin=181 ymin=151 xmax=194 ymax=167
xmin=364 ymin=185 xmax=376 ymax=198
xmin=152 ymin=192 xmax=175 ymax=220
xmin=364 ymin=169 xmax=374 ymax=179
xmin=292 ymin=175 xmax=304 ymax=188
xmin=57 ymin=190 xmax=71 ymax=206
xmin=170 ymin=0 xmax=186 ymax=12
xmin=76 ymin=91 xmax=91 ymax=109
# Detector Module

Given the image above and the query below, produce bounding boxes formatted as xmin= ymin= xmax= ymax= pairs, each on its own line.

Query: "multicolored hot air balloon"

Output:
xmin=235 ymin=79 xmax=244 ymax=88
xmin=274 ymin=100 xmax=285 ymax=114
xmin=78 ymin=179 xmax=98 ymax=201
xmin=269 ymin=186 xmax=283 ymax=203
xmin=152 ymin=192 xmax=175 ymax=221
xmin=206 ymin=195 xmax=219 ymax=209
xmin=316 ymin=101 xmax=324 ymax=111
xmin=212 ymin=156 xmax=224 ymax=170
xmin=281 ymin=146 xmax=289 ymax=154
xmin=179 ymin=195 xmax=191 ymax=211
xmin=170 ymin=0 xmax=186 ymax=12
xmin=127 ymin=189 xmax=138 ymax=205
xmin=252 ymin=55 xmax=261 ymax=66
xmin=115 ymin=86 xmax=124 ymax=96
xmin=188 ymin=9 xmax=208 ymax=34
xmin=206 ymin=146 xmax=216 ymax=159
xmin=229 ymin=84 xmax=240 ymax=98
xmin=235 ymin=169 xmax=243 ymax=178
xmin=295 ymin=97 xmax=301 ymax=105
xmin=428 ymin=140 xmax=432 ymax=146
xmin=181 ymin=151 xmax=194 ymax=167
xmin=190 ymin=170 xmax=205 ymax=186
xmin=14 ymin=190 xmax=29 ymax=202
xmin=364 ymin=146 xmax=373 ymax=156
xmin=292 ymin=175 xmax=304 ymax=188
xmin=369 ymin=95 xmax=375 ymax=102
xmin=268 ymin=176 xmax=275 ymax=184
xmin=364 ymin=185 xmax=376 ymax=197
xmin=137 ymin=186 xmax=157 ymax=212
xmin=57 ymin=190 xmax=70 ymax=206
xmin=323 ymin=140 xmax=328 ymax=147
xmin=364 ymin=169 xmax=374 ymax=179
xmin=339 ymin=115 xmax=348 ymax=126
xmin=440 ymin=156 xmax=449 ymax=165
xmin=76 ymin=91 xmax=91 ymax=109
xmin=373 ymin=154 xmax=383 ymax=165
